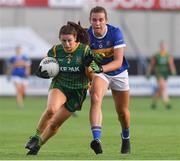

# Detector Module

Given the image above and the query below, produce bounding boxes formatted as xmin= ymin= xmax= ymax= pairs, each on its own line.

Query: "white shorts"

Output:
xmin=95 ymin=70 xmax=129 ymax=91
xmin=11 ymin=76 xmax=28 ymax=86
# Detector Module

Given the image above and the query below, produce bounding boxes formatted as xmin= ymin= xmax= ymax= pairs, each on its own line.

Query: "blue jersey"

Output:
xmin=9 ymin=54 xmax=31 ymax=77
xmin=87 ymin=24 xmax=129 ymax=76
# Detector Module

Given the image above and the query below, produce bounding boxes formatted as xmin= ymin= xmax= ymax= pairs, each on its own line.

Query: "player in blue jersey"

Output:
xmin=87 ymin=6 xmax=131 ymax=154
xmin=7 ymin=46 xmax=31 ymax=107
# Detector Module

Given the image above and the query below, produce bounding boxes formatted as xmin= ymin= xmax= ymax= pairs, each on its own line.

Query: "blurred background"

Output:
xmin=0 ymin=0 xmax=180 ymax=96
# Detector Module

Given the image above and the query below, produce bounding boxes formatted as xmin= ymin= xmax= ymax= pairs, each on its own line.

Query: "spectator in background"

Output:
xmin=146 ymin=41 xmax=177 ymax=109
xmin=7 ymin=46 xmax=31 ymax=108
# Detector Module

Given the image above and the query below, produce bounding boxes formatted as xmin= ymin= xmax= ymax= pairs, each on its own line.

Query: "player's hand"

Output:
xmin=93 ymin=53 xmax=103 ymax=64
xmin=84 ymin=53 xmax=103 ymax=67
xmin=90 ymin=61 xmax=103 ymax=73
xmin=35 ymin=66 xmax=50 ymax=79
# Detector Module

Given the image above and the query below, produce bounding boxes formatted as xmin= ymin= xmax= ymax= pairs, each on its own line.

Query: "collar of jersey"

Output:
xmin=160 ymin=51 xmax=168 ymax=56
xmin=92 ymin=25 xmax=107 ymax=39
xmin=63 ymin=42 xmax=80 ymax=53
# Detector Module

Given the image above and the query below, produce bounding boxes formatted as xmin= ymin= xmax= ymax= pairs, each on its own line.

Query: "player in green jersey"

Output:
xmin=146 ymin=41 xmax=176 ymax=109
xmin=25 ymin=21 xmax=99 ymax=155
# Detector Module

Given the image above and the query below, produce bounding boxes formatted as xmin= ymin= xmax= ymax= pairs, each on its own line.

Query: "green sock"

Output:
xmin=38 ymin=137 xmax=43 ymax=147
xmin=35 ymin=129 xmax=40 ymax=137
xmin=165 ymin=103 xmax=171 ymax=109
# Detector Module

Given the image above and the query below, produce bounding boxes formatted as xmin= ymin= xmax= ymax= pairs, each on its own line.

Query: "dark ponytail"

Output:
xmin=67 ymin=21 xmax=89 ymax=45
xmin=59 ymin=21 xmax=89 ymax=45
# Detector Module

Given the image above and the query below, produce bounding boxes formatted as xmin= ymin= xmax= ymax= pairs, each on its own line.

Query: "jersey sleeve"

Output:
xmin=47 ymin=46 xmax=55 ymax=57
xmin=84 ymin=45 xmax=92 ymax=57
xmin=9 ymin=56 xmax=15 ymax=64
xmin=113 ymin=28 xmax=126 ymax=49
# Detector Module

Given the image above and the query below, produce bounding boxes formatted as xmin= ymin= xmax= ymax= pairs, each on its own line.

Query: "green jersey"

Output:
xmin=154 ymin=52 xmax=170 ymax=79
xmin=48 ymin=43 xmax=91 ymax=89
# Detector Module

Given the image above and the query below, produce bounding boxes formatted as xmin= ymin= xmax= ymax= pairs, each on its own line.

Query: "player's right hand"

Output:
xmin=93 ymin=53 xmax=103 ymax=64
xmin=90 ymin=61 xmax=103 ymax=73
xmin=35 ymin=66 xmax=50 ymax=79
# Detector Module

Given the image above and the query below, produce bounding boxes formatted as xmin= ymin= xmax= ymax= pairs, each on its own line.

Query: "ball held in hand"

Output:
xmin=39 ymin=57 xmax=59 ymax=77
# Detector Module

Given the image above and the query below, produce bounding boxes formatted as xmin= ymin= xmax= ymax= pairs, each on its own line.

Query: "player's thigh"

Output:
xmin=47 ymin=88 xmax=67 ymax=112
xmin=91 ymin=74 xmax=109 ymax=98
xmin=22 ymin=78 xmax=28 ymax=89
xmin=12 ymin=77 xmax=21 ymax=91
xmin=14 ymin=82 xmax=22 ymax=93
xmin=112 ymin=90 xmax=129 ymax=113
xmin=19 ymin=80 xmax=27 ymax=92
xmin=158 ymin=77 xmax=167 ymax=90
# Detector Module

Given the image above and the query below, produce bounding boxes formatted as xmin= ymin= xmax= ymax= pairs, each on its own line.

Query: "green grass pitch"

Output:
xmin=0 ymin=96 xmax=180 ymax=160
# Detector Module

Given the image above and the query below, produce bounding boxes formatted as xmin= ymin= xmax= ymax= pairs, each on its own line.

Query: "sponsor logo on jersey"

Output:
xmin=59 ymin=66 xmax=80 ymax=72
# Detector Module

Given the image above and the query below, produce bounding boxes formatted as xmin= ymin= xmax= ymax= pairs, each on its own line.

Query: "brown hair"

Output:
xmin=59 ymin=21 xmax=89 ymax=45
xmin=89 ymin=6 xmax=108 ymax=20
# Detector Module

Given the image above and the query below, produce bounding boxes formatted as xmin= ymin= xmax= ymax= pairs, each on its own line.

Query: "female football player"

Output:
xmin=25 ymin=21 xmax=99 ymax=155
xmin=7 ymin=46 xmax=31 ymax=108
xmin=87 ymin=6 xmax=131 ymax=154
xmin=146 ymin=41 xmax=176 ymax=109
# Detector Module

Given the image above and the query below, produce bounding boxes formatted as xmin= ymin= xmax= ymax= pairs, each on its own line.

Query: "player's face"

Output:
xmin=15 ymin=46 xmax=22 ymax=55
xmin=90 ymin=12 xmax=107 ymax=37
xmin=160 ymin=42 xmax=167 ymax=52
xmin=60 ymin=34 xmax=77 ymax=52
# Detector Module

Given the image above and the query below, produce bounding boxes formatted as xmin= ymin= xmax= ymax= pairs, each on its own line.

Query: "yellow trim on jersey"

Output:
xmin=63 ymin=42 xmax=80 ymax=53
xmin=93 ymin=47 xmax=113 ymax=58
xmin=53 ymin=45 xmax=56 ymax=57
xmin=84 ymin=45 xmax=89 ymax=56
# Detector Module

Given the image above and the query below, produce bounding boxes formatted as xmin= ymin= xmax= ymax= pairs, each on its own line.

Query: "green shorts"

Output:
xmin=50 ymin=82 xmax=87 ymax=112
xmin=156 ymin=72 xmax=169 ymax=80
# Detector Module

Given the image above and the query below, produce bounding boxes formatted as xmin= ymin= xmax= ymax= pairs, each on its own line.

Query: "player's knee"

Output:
xmin=91 ymin=92 xmax=102 ymax=104
xmin=118 ymin=108 xmax=130 ymax=118
xmin=46 ymin=106 xmax=57 ymax=117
